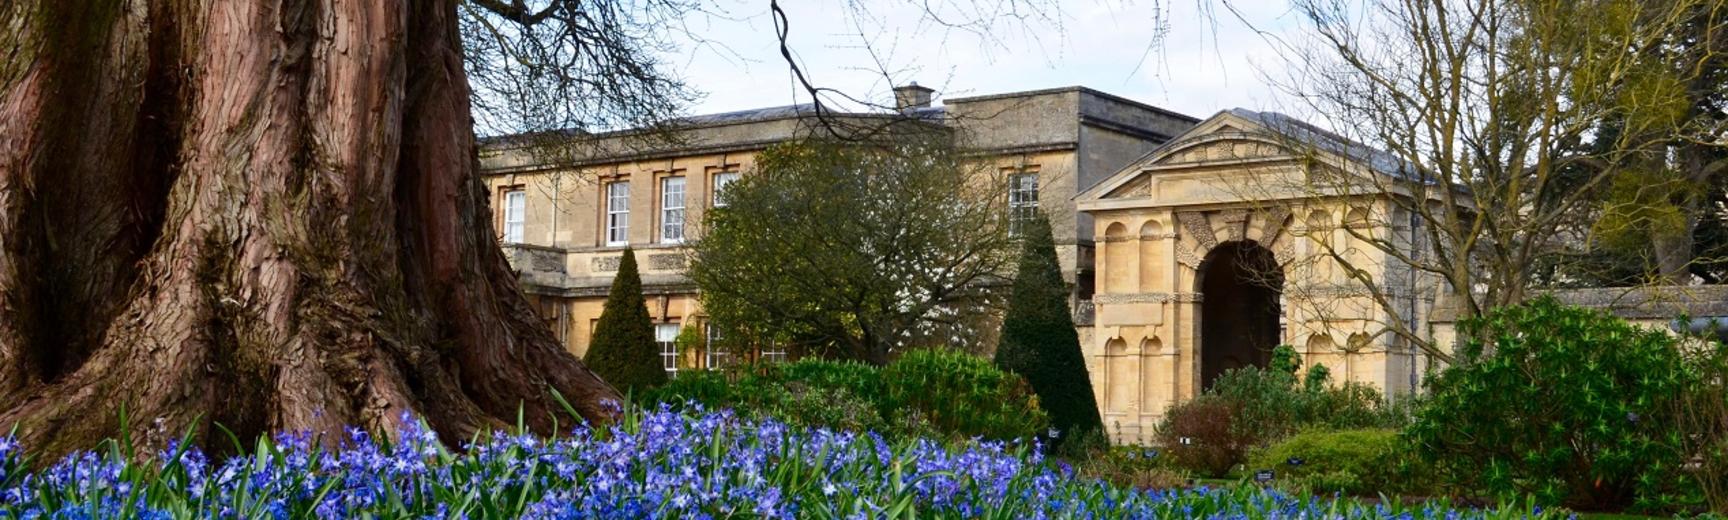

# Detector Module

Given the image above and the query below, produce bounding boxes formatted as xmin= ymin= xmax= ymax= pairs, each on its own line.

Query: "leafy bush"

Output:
xmin=1073 ymin=446 xmax=1187 ymax=490
xmin=882 ymin=349 xmax=1048 ymax=441
xmin=1209 ymin=348 xmax=1397 ymax=440
xmin=644 ymin=351 xmax=1046 ymax=442
xmin=771 ymin=358 xmax=884 ymax=404
xmin=1407 ymin=297 xmax=1696 ymax=512
xmin=583 ymin=248 xmax=667 ymax=393
xmin=1158 ymin=346 xmax=1401 ymax=477
xmin=1679 ymin=341 xmax=1728 ymax=515
xmin=1154 ymin=395 xmax=1251 ymax=478
xmin=1246 ymin=429 xmax=1429 ymax=496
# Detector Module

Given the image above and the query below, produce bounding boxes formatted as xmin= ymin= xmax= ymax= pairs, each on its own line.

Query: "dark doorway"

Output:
xmin=1199 ymin=241 xmax=1283 ymax=390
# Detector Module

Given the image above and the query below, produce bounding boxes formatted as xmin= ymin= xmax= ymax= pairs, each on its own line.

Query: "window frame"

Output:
xmin=605 ymin=181 xmax=630 ymax=246
xmin=660 ymin=176 xmax=686 ymax=244
xmin=712 ymin=171 xmax=741 ymax=207
xmin=704 ymin=324 xmax=730 ymax=369
xmin=655 ymin=322 xmax=681 ymax=375
xmin=501 ymin=189 xmax=527 ymax=244
xmin=760 ymin=340 xmax=788 ymax=364
xmin=1007 ymin=172 xmax=1040 ymax=236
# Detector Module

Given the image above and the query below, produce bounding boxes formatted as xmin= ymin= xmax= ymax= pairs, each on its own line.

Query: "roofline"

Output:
xmin=479 ymin=106 xmax=943 ymax=151
xmin=945 ymin=86 xmax=1200 ymax=123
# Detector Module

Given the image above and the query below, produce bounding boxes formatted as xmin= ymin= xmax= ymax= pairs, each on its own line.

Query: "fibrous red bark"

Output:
xmin=0 ymin=0 xmax=621 ymax=457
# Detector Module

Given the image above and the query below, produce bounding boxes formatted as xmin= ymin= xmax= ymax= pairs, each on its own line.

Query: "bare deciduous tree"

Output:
xmin=1220 ymin=0 xmax=1727 ymax=357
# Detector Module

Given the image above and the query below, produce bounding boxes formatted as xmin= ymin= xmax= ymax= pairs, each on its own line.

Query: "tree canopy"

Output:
xmin=687 ymin=135 xmax=1017 ymax=364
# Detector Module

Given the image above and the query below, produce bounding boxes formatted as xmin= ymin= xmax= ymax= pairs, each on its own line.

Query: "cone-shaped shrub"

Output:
xmin=585 ymin=247 xmax=666 ymax=393
xmin=994 ymin=214 xmax=1103 ymax=443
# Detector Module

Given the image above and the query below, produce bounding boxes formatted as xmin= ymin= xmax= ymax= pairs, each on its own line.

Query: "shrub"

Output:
xmin=1407 ymin=296 xmax=1696 ymax=512
xmin=1075 ymin=446 xmax=1187 ymax=490
xmin=882 ymin=349 xmax=1048 ymax=441
xmin=1679 ymin=341 xmax=1728 ymax=515
xmin=1154 ymin=395 xmax=1252 ymax=478
xmin=995 ymin=214 xmax=1103 ymax=444
xmin=1246 ymin=429 xmax=1428 ymax=496
xmin=771 ymin=358 xmax=884 ymax=404
xmin=1206 ymin=357 xmax=1395 ymax=442
xmin=644 ymin=351 xmax=1045 ymax=442
xmin=583 ymin=248 xmax=667 ymax=393
xmin=644 ymin=369 xmax=740 ymax=408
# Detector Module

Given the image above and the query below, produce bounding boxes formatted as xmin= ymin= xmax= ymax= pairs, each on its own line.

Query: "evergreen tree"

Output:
xmin=994 ymin=214 xmax=1104 ymax=443
xmin=585 ymin=248 xmax=667 ymax=394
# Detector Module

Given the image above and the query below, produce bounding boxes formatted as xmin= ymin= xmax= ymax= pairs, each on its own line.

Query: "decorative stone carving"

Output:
xmin=1094 ymin=292 xmax=1205 ymax=304
xmin=1170 ymin=292 xmax=1203 ymax=302
xmin=1259 ymin=206 xmax=1292 ymax=243
xmin=1219 ymin=209 xmax=1249 ymax=241
xmin=1177 ymin=211 xmax=1217 ymax=251
xmin=1275 ymin=243 xmax=1296 ymax=266
xmin=591 ymin=256 xmax=620 ymax=272
xmin=649 ymin=254 xmax=686 ymax=270
xmin=1174 ymin=243 xmax=1203 ymax=268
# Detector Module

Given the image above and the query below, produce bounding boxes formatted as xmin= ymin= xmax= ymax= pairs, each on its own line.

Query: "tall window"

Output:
xmin=712 ymin=172 xmax=740 ymax=207
xmin=605 ymin=181 xmax=629 ymax=246
xmin=661 ymin=176 xmax=686 ymax=244
xmin=1008 ymin=173 xmax=1039 ymax=236
xmin=655 ymin=323 xmax=681 ymax=375
xmin=705 ymin=324 xmax=730 ymax=369
xmin=502 ymin=190 xmax=526 ymax=244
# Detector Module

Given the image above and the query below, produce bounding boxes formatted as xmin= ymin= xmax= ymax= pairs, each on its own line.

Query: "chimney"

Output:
xmin=893 ymin=82 xmax=934 ymax=111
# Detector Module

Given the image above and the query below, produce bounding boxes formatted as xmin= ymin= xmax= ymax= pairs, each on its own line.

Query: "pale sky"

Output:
xmin=660 ymin=0 xmax=1307 ymax=121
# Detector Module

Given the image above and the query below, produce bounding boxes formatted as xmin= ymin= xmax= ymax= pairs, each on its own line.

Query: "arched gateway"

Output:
xmin=1075 ymin=109 xmax=1436 ymax=444
xmin=1198 ymin=241 xmax=1283 ymax=390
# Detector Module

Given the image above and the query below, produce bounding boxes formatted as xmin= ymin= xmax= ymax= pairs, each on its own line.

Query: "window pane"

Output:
xmin=606 ymin=181 xmax=630 ymax=245
xmin=705 ymin=324 xmax=729 ymax=369
xmin=503 ymin=190 xmax=526 ymax=244
xmin=713 ymin=172 xmax=740 ymax=207
xmin=656 ymin=323 xmax=680 ymax=374
xmin=1008 ymin=173 xmax=1039 ymax=236
xmin=661 ymin=177 xmax=685 ymax=243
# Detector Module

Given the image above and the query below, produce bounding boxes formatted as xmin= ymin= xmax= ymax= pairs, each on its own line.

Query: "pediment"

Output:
xmin=1151 ymin=137 xmax=1291 ymax=167
xmin=1081 ymin=108 xmax=1405 ymax=204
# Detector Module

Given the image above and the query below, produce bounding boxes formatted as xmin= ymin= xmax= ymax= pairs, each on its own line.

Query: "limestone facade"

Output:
xmin=1075 ymin=109 xmax=1439 ymax=444
xmin=479 ymin=86 xmax=1198 ymax=368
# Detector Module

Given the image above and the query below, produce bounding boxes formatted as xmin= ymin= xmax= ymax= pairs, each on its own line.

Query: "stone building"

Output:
xmin=1075 ymin=109 xmax=1439 ymax=443
xmin=478 ymin=85 xmax=1197 ymax=373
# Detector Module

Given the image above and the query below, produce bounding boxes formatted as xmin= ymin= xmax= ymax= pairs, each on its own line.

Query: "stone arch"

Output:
xmin=1305 ymin=209 xmax=1332 ymax=234
xmin=1138 ymin=220 xmax=1164 ymax=291
xmin=1104 ymin=222 xmax=1132 ymax=293
xmin=1344 ymin=207 xmax=1370 ymax=227
xmin=1141 ymin=335 xmax=1163 ymax=354
xmin=1306 ymin=333 xmax=1336 ymax=352
xmin=1104 ymin=337 xmax=1133 ymax=412
xmin=1347 ymin=332 xmax=1372 ymax=351
xmin=1198 ymin=240 xmax=1285 ymax=390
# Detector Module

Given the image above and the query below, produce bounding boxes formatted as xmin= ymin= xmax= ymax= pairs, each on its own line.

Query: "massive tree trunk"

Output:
xmin=0 ymin=0 xmax=621 ymax=457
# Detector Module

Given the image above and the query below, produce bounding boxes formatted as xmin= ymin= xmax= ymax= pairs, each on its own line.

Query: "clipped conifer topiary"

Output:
xmin=994 ymin=213 xmax=1104 ymax=444
xmin=584 ymin=247 xmax=667 ymax=394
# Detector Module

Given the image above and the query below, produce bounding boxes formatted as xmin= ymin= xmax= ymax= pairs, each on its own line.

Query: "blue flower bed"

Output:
xmin=0 ymin=405 xmax=1560 ymax=519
